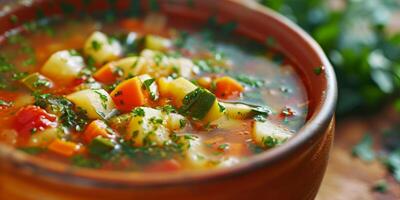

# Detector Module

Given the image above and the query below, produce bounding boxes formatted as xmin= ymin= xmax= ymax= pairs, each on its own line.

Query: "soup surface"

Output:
xmin=0 ymin=12 xmax=308 ymax=172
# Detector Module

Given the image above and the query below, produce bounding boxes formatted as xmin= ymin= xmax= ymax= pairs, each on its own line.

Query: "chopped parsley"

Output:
xmin=160 ymin=104 xmax=176 ymax=114
xmin=142 ymin=78 xmax=156 ymax=100
xmin=233 ymin=74 xmax=265 ymax=88
xmin=132 ymin=107 xmax=145 ymax=117
xmin=262 ymin=136 xmax=281 ymax=148
xmin=91 ymin=40 xmax=102 ymax=51
xmin=179 ymin=119 xmax=186 ymax=128
xmin=32 ymin=93 xmax=88 ymax=132
xmin=218 ymin=143 xmax=229 ymax=151
xmin=33 ymin=78 xmax=51 ymax=88
xmin=94 ymin=90 xmax=109 ymax=110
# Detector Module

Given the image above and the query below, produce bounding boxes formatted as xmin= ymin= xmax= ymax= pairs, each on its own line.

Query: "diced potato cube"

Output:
xmin=252 ymin=120 xmax=292 ymax=148
xmin=67 ymin=89 xmax=116 ymax=119
xmin=104 ymin=56 xmax=145 ymax=79
xmin=177 ymin=136 xmax=209 ymax=168
xmin=166 ymin=113 xmax=186 ymax=130
xmin=167 ymin=77 xmax=197 ymax=106
xmin=139 ymin=50 xmax=196 ymax=79
xmin=84 ymin=31 xmax=122 ymax=65
xmin=221 ymin=103 xmax=253 ymax=119
xmin=126 ymin=107 xmax=170 ymax=147
xmin=175 ymin=57 xmax=197 ymax=78
xmin=144 ymin=35 xmax=172 ymax=51
xmin=157 ymin=77 xmax=171 ymax=97
xmin=41 ymin=50 xmax=85 ymax=85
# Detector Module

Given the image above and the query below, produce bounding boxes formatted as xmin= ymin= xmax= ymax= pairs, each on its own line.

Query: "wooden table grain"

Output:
xmin=316 ymin=106 xmax=400 ymax=200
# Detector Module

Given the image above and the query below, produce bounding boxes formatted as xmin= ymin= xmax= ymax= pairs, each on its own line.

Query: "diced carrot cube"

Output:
xmin=110 ymin=77 xmax=146 ymax=112
xmin=93 ymin=63 xmax=116 ymax=84
xmin=83 ymin=120 xmax=111 ymax=143
xmin=214 ymin=76 xmax=244 ymax=99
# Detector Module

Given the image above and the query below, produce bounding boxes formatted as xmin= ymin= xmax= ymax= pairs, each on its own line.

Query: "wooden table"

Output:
xmin=316 ymin=106 xmax=400 ymax=200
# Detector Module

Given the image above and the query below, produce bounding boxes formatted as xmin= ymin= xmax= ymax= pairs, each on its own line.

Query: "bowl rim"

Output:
xmin=0 ymin=0 xmax=337 ymax=188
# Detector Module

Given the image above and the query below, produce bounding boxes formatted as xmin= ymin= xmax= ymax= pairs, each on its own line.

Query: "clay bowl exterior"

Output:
xmin=0 ymin=0 xmax=337 ymax=200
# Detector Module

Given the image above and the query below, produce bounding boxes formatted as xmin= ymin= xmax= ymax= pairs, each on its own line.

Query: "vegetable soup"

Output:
xmin=0 ymin=12 xmax=308 ymax=172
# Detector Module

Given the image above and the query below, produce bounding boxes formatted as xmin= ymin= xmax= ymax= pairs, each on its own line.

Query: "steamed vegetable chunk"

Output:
xmin=41 ymin=50 xmax=85 ymax=85
xmin=67 ymin=89 xmax=115 ymax=119
xmin=0 ymin=15 xmax=308 ymax=172
xmin=126 ymin=107 xmax=170 ymax=147
xmin=252 ymin=121 xmax=292 ymax=148
xmin=84 ymin=31 xmax=122 ymax=65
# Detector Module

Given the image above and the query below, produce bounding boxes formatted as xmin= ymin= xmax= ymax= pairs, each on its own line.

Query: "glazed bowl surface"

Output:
xmin=0 ymin=0 xmax=337 ymax=199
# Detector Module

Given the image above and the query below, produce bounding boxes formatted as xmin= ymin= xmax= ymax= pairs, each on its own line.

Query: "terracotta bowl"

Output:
xmin=0 ymin=0 xmax=337 ymax=199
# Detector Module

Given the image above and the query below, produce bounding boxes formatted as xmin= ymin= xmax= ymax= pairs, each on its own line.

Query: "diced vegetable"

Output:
xmin=157 ymin=77 xmax=171 ymax=97
xmin=166 ymin=113 xmax=186 ymax=130
xmin=138 ymin=74 xmax=159 ymax=101
xmin=252 ymin=120 xmax=292 ymax=148
xmin=165 ymin=77 xmax=197 ymax=106
xmin=92 ymin=64 xmax=117 ymax=84
xmin=28 ymin=128 xmax=61 ymax=147
xmin=220 ymin=102 xmax=253 ymax=119
xmin=21 ymin=73 xmax=53 ymax=91
xmin=14 ymin=105 xmax=57 ymax=136
xmin=202 ymin=100 xmax=225 ymax=123
xmin=175 ymin=135 xmax=209 ymax=168
xmin=108 ymin=113 xmax=132 ymax=133
xmin=66 ymin=89 xmax=116 ymax=119
xmin=214 ymin=76 xmax=244 ymax=99
xmin=144 ymin=35 xmax=172 ymax=51
xmin=83 ymin=31 xmax=122 ymax=65
xmin=94 ymin=56 xmax=145 ymax=83
xmin=110 ymin=77 xmax=146 ymax=112
xmin=83 ymin=120 xmax=113 ymax=143
xmin=48 ymin=139 xmax=79 ymax=157
xmin=165 ymin=77 xmax=224 ymax=123
xmin=41 ymin=50 xmax=85 ymax=85
xmin=126 ymin=107 xmax=170 ymax=147
xmin=88 ymin=136 xmax=115 ymax=157
xmin=180 ymin=88 xmax=216 ymax=120
xmin=139 ymin=50 xmax=196 ymax=79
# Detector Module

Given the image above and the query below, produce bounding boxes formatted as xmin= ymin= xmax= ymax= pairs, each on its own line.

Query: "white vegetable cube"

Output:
xmin=221 ymin=103 xmax=253 ymax=119
xmin=84 ymin=31 xmax=122 ymax=65
xmin=41 ymin=50 xmax=85 ymax=85
xmin=252 ymin=120 xmax=292 ymax=148
xmin=107 ymin=56 xmax=145 ymax=78
xmin=167 ymin=77 xmax=197 ymax=106
xmin=179 ymin=136 xmax=209 ymax=168
xmin=66 ymin=89 xmax=116 ymax=119
xmin=127 ymin=107 xmax=170 ymax=147
xmin=166 ymin=113 xmax=186 ymax=130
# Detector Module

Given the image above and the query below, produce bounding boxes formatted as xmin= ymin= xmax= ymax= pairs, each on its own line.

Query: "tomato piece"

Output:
xmin=14 ymin=105 xmax=57 ymax=136
xmin=145 ymin=159 xmax=182 ymax=172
